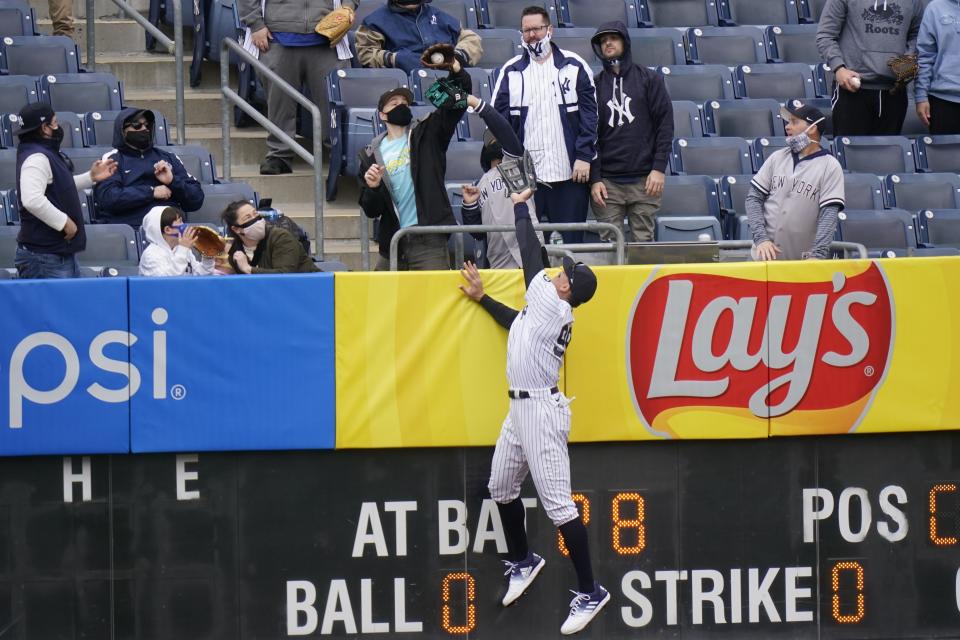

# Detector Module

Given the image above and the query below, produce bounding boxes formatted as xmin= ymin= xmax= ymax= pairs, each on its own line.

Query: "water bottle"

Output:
xmin=549 ymin=231 xmax=563 ymax=245
xmin=258 ymin=197 xmax=282 ymax=221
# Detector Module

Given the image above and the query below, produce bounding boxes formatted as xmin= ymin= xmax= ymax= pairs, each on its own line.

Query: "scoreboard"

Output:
xmin=2 ymin=432 xmax=960 ymax=638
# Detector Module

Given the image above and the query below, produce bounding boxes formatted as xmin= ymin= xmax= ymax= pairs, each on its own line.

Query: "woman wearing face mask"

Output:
xmin=357 ymin=60 xmax=472 ymax=271
xmin=745 ymin=101 xmax=846 ymax=262
xmin=14 ymin=103 xmax=117 ymax=278
xmin=221 ymin=200 xmax=318 ymax=274
xmin=93 ymin=108 xmax=205 ymax=229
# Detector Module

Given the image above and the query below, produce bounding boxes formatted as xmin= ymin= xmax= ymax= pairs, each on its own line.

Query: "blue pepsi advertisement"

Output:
xmin=0 ymin=278 xmax=131 ymax=455
xmin=128 ymin=273 xmax=336 ymax=452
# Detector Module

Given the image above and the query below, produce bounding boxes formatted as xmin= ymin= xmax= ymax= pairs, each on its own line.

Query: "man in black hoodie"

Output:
xmin=95 ymin=108 xmax=205 ymax=229
xmin=589 ymin=22 xmax=673 ymax=243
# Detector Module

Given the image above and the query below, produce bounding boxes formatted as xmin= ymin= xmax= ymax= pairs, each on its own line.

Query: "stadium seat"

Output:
xmin=718 ymin=0 xmax=799 ymax=25
xmin=843 ymin=173 xmax=886 ymax=210
xmin=476 ymin=29 xmax=523 ymax=67
xmin=917 ymin=209 xmax=960 ymax=248
xmin=659 ymin=65 xmax=734 ymax=104
xmin=433 ymin=0 xmax=480 ymax=28
xmin=39 ymin=73 xmax=124 ymax=113
xmin=204 ymin=0 xmax=243 ymax=64
xmin=83 ymin=109 xmax=171 ymax=147
xmin=0 ymin=0 xmax=36 ymax=36
xmin=54 ymin=111 xmax=86 ymax=149
xmin=0 ymin=224 xmax=18 ymax=267
xmin=626 ymin=28 xmax=686 ymax=66
xmin=671 ymin=137 xmax=753 ymax=176
xmin=478 ymin=0 xmax=554 ymax=28
xmin=0 ymin=75 xmax=38 ymax=115
xmin=814 ymin=63 xmax=835 ymax=98
xmin=352 ymin=0 xmax=385 ymax=29
xmin=765 ymin=24 xmax=820 ymax=64
xmin=884 ymin=173 xmax=960 ymax=212
xmin=557 ymin=0 xmax=639 ymax=27
xmin=61 ymin=148 xmax=110 ymax=187
xmin=916 ymin=135 xmax=960 ymax=173
xmin=658 ymin=174 xmax=721 ymax=218
xmin=836 ymin=208 xmax=917 ymax=253
xmin=672 ymin=101 xmax=704 ymax=138
xmin=445 ymin=141 xmax=485 ymax=184
xmin=187 ymin=182 xmax=257 ymax=226
xmin=834 ymin=136 xmax=916 ymax=174
xmin=703 ymin=100 xmax=783 ymax=138
xmin=0 ymin=35 xmax=78 ymax=75
xmin=750 ymin=137 xmax=788 ymax=169
xmin=0 ymin=188 xmax=15 ymax=224
xmin=718 ymin=174 xmax=752 ymax=238
xmin=798 ymin=0 xmax=826 ymax=22
xmin=551 ymin=29 xmax=601 ymax=72
xmin=655 ymin=215 xmax=722 ymax=241
xmin=703 ymin=99 xmax=782 ymax=138
xmin=160 ymin=145 xmax=216 ymax=184
xmin=901 ymin=99 xmax=930 ymax=138
xmin=79 ymin=223 xmax=140 ymax=267
xmin=638 ymin=0 xmax=719 ymax=27
xmin=686 ymin=26 xmax=767 ymax=66
xmin=735 ymin=63 xmax=816 ymax=100
xmin=411 ymin=67 xmax=486 ymax=141
xmin=0 ymin=147 xmax=16 ymax=188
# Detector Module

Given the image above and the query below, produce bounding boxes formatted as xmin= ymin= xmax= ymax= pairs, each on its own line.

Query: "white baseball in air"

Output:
xmin=851 ymin=76 xmax=861 ymax=89
xmin=430 ymin=52 xmax=445 ymax=64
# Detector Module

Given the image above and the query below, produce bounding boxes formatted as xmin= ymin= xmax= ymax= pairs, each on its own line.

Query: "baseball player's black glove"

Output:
xmin=426 ymin=78 xmax=467 ymax=110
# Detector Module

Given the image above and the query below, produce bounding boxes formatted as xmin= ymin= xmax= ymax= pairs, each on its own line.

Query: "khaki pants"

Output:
xmin=48 ymin=0 xmax=74 ymax=37
xmin=259 ymin=43 xmax=345 ymax=162
xmin=374 ymin=234 xmax=450 ymax=271
xmin=590 ymin=177 xmax=660 ymax=243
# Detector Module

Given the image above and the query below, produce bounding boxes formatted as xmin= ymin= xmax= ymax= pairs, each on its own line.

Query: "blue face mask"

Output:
xmin=165 ymin=223 xmax=188 ymax=237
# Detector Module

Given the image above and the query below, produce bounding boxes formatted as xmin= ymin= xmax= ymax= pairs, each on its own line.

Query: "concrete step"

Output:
xmin=124 ymin=88 xmax=222 ymax=127
xmin=30 ymin=0 xmax=148 ymax=20
xmin=188 ymin=126 xmax=268 ymax=167
xmin=95 ymin=54 xmax=230 ymax=91
xmin=318 ymin=240 xmax=378 ymax=271
xmin=231 ymin=167 xmax=324 ymax=203
xmin=37 ymin=17 xmax=149 ymax=53
xmin=283 ymin=204 xmax=369 ymax=241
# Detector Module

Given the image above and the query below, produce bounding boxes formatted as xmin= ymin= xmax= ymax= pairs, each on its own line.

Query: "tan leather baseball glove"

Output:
xmin=315 ymin=6 xmax=354 ymax=46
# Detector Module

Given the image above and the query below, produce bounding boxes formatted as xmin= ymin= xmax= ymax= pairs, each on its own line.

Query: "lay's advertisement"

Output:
xmin=337 ymin=258 xmax=960 ymax=447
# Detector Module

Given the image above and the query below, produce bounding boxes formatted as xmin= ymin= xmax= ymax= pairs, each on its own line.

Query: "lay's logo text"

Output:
xmin=628 ymin=264 xmax=894 ymax=435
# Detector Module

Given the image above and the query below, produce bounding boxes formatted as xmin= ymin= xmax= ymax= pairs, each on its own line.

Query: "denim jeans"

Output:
xmin=14 ymin=245 xmax=80 ymax=279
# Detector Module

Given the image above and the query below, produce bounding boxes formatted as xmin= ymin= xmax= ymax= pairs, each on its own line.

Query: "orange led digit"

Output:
xmin=929 ymin=484 xmax=958 ymax=546
xmin=558 ymin=493 xmax=590 ymax=556
xmin=612 ymin=492 xmax=646 ymax=555
xmin=831 ymin=561 xmax=865 ymax=624
xmin=441 ymin=572 xmax=476 ymax=634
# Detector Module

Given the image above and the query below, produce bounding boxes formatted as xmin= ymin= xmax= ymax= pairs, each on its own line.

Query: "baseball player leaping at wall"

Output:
xmin=458 ymin=99 xmax=605 ymax=634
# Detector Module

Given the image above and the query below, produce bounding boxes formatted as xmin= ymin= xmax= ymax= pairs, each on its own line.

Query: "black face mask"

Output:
xmin=385 ymin=104 xmax=413 ymax=127
xmin=46 ymin=126 xmax=65 ymax=150
xmin=125 ymin=130 xmax=152 ymax=150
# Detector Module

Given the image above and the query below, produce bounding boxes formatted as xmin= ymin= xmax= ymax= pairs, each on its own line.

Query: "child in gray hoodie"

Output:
xmin=817 ymin=0 xmax=924 ymax=135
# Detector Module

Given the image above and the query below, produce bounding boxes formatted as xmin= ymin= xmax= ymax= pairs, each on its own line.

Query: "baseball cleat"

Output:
xmin=560 ymin=583 xmax=610 ymax=635
xmin=501 ymin=553 xmax=545 ymax=606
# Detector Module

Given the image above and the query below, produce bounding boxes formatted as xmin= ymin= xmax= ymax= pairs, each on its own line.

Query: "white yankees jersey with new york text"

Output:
xmin=506 ymin=270 xmax=574 ymax=389
xmin=750 ymin=148 xmax=845 ymax=261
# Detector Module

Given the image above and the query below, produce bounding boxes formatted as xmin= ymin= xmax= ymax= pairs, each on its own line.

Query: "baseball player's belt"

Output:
xmin=508 ymin=386 xmax=559 ymax=399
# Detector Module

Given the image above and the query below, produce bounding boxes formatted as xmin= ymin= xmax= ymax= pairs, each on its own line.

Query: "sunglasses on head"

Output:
xmin=126 ymin=121 xmax=150 ymax=131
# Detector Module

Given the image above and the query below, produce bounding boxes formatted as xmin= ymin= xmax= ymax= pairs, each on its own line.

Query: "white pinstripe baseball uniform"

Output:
xmin=488 ymin=270 xmax=579 ymax=527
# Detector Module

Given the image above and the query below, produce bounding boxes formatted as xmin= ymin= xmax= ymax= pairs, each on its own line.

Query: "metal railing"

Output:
xmin=388 ymin=222 xmax=625 ymax=271
xmin=716 ymin=240 xmax=869 ymax=259
xmin=87 ymin=0 xmax=186 ymax=144
xmin=220 ymin=38 xmax=325 ymax=260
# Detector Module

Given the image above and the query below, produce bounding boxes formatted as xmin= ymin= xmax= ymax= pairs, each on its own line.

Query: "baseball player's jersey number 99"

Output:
xmin=554 ymin=323 xmax=573 ymax=358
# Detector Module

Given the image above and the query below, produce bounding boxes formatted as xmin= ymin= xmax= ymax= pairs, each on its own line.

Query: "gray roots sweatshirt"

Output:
xmin=816 ymin=0 xmax=924 ymax=90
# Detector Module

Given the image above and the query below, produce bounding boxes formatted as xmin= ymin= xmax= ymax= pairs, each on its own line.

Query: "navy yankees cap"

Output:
xmin=780 ymin=99 xmax=827 ymax=134
xmin=15 ymin=103 xmax=55 ymax=136
xmin=562 ymin=256 xmax=597 ymax=308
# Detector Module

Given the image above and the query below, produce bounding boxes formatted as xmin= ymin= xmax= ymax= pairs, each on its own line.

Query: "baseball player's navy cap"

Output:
xmin=377 ymin=87 xmax=415 ymax=112
xmin=562 ymin=256 xmax=598 ymax=308
xmin=15 ymin=103 xmax=55 ymax=137
xmin=780 ymin=100 xmax=827 ymax=133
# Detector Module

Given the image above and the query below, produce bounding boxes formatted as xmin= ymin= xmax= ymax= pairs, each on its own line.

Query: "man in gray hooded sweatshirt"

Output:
xmin=817 ymin=0 xmax=924 ymax=135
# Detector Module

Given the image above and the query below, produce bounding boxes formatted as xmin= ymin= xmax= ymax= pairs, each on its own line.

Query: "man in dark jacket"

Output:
xmin=589 ymin=22 xmax=673 ymax=243
xmin=94 ymin=108 xmax=204 ymax=229
xmin=14 ymin=103 xmax=116 ymax=278
xmin=356 ymin=0 xmax=482 ymax=73
xmin=358 ymin=66 xmax=472 ymax=270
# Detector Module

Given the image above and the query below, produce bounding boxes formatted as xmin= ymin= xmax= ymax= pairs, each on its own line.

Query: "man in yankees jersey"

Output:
xmin=458 ymin=188 xmax=605 ymax=634
xmin=747 ymin=101 xmax=845 ymax=261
